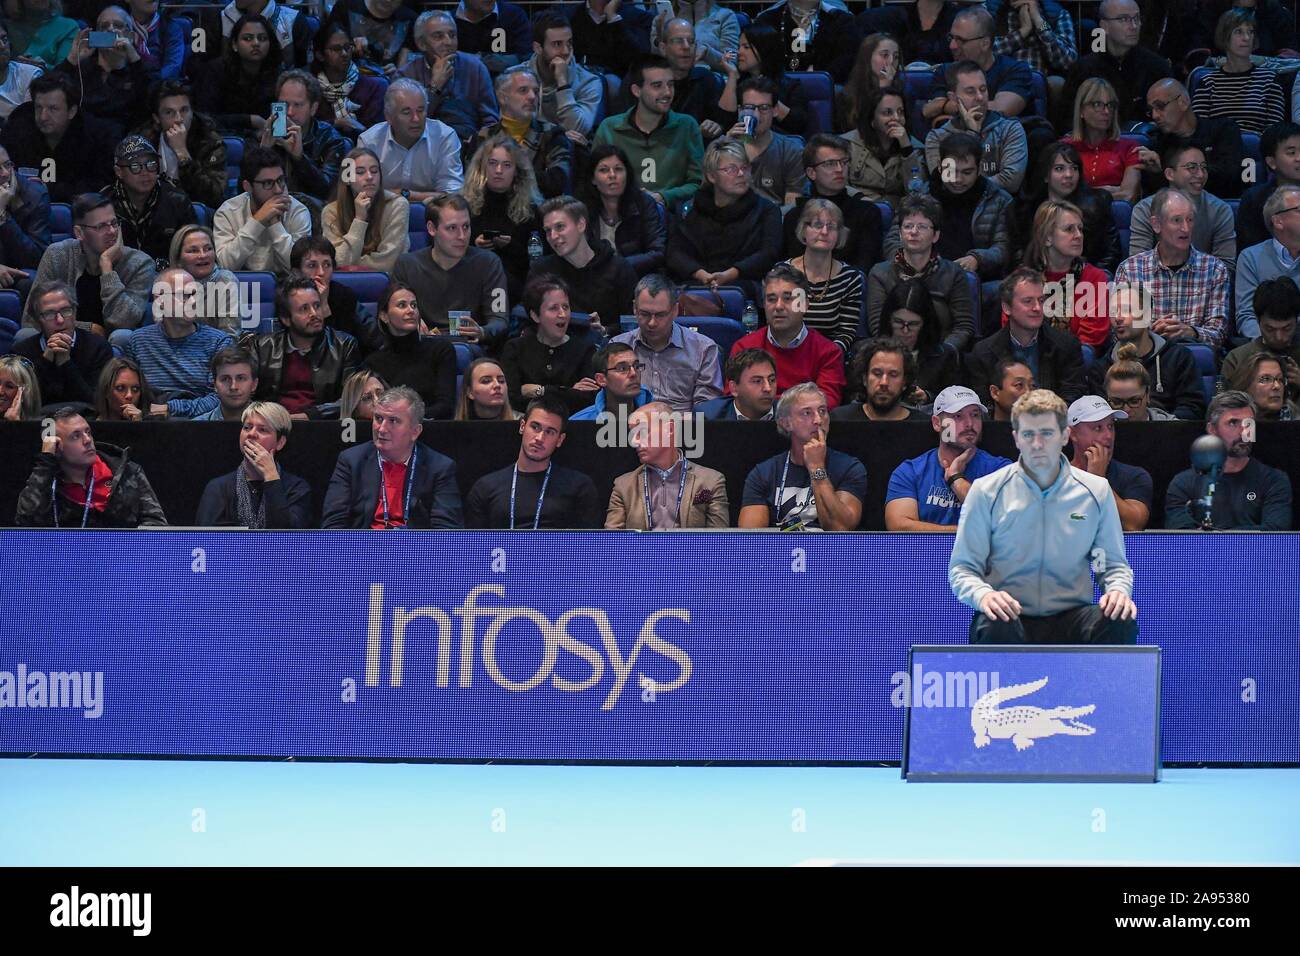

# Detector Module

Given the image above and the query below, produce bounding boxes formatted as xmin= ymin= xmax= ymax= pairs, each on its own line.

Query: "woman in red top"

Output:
xmin=1061 ymin=78 xmax=1141 ymax=203
xmin=1020 ymin=200 xmax=1111 ymax=348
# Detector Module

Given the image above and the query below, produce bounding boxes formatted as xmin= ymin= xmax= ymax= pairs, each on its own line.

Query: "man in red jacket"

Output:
xmin=729 ymin=263 xmax=846 ymax=407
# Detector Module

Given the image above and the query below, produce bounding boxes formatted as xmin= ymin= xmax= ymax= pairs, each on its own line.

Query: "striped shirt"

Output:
xmin=782 ymin=258 xmax=863 ymax=353
xmin=124 ymin=322 xmax=234 ymax=419
xmin=1190 ymin=67 xmax=1286 ymax=136
xmin=1114 ymin=247 xmax=1229 ymax=350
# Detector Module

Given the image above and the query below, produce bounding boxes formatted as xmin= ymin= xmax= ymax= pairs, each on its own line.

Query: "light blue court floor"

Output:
xmin=0 ymin=761 xmax=1296 ymax=866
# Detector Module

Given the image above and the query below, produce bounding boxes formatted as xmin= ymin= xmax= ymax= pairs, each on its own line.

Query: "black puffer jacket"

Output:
xmin=528 ymin=240 xmax=638 ymax=328
xmin=665 ymin=186 xmax=783 ymax=283
xmin=14 ymin=442 xmax=167 ymax=527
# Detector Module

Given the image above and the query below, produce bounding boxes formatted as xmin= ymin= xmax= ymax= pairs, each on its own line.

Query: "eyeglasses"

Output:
xmin=1256 ymin=374 xmax=1285 ymax=386
xmin=1083 ymin=100 xmax=1116 ymax=111
xmin=1178 ymin=162 xmax=1210 ymax=173
xmin=253 ymin=175 xmax=287 ymax=190
xmin=607 ymin=361 xmax=646 ymax=374
xmin=901 ymin=221 xmax=933 ymax=233
xmin=79 ymin=218 xmax=120 ymax=233
xmin=38 ymin=307 xmax=75 ymax=321
xmin=715 ymin=164 xmax=750 ymax=177
xmin=814 ymin=158 xmax=849 ymax=170
xmin=325 ymin=44 xmax=351 ymax=54
xmin=806 ymin=220 xmax=839 ymax=232
xmin=743 ymin=103 xmax=774 ymax=113
xmin=0 ymin=160 xmax=14 ymax=172
xmin=1274 ymin=205 xmax=1300 ymax=216
xmin=946 ymin=33 xmax=987 ymax=44
xmin=1147 ymin=97 xmax=1178 ymax=115
xmin=1101 ymin=14 xmax=1142 ymax=25
xmin=891 ymin=319 xmax=923 ymax=332
xmin=1108 ymin=395 xmax=1146 ymax=410
xmin=118 ymin=160 xmax=160 ymax=174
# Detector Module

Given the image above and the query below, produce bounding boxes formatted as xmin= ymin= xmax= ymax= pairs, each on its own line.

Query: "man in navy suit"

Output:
xmin=320 ymin=386 xmax=463 ymax=529
xmin=695 ymin=348 xmax=777 ymax=421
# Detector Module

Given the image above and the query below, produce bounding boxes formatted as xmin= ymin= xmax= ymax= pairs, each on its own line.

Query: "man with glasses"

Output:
xmin=1 ymin=72 xmax=116 ymax=205
xmin=653 ymin=18 xmax=724 ymax=136
xmin=727 ymin=76 xmax=805 ymax=207
xmin=213 ymin=145 xmax=312 ymax=276
xmin=1235 ymin=185 xmax=1300 ymax=339
xmin=1057 ymin=0 xmax=1172 ymax=129
xmin=782 ymin=134 xmax=884 ymax=277
xmin=1086 ymin=281 xmax=1206 ymax=420
xmin=1065 ymin=394 xmax=1151 ymax=531
xmin=125 ymin=266 xmax=235 ymax=419
xmin=11 ymin=281 xmax=112 ymax=407
xmin=22 ymin=192 xmax=156 ymax=344
xmin=923 ymin=5 xmax=1033 ymax=125
xmin=569 ymin=342 xmax=653 ymax=421
xmin=1128 ymin=144 xmax=1236 ymax=277
xmin=1223 ymin=276 xmax=1300 ymax=395
xmin=105 ymin=135 xmax=197 ymax=265
xmin=612 ymin=273 xmax=722 ymax=413
xmin=1141 ymin=77 xmax=1245 ymax=199
xmin=1237 ymin=122 xmax=1300 ymax=252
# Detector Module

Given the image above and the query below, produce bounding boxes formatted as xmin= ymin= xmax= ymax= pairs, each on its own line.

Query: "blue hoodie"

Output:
xmin=569 ymin=387 xmax=654 ymax=421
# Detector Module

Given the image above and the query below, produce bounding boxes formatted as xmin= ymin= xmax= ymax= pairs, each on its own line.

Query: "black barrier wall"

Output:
xmin=2 ymin=421 xmax=1299 ymax=529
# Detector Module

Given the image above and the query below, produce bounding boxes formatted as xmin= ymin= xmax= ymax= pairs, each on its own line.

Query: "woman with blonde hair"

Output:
xmin=0 ymin=354 xmax=41 ymax=420
xmin=1060 ymin=77 xmax=1141 ymax=202
xmin=455 ymin=357 xmax=517 ymax=421
xmin=463 ymin=133 xmax=541 ymax=301
xmin=1018 ymin=199 xmax=1109 ymax=347
xmin=169 ymin=224 xmax=240 ymax=335
xmin=321 ymin=145 xmax=409 ymax=272
xmin=338 ymin=370 xmax=387 ymax=422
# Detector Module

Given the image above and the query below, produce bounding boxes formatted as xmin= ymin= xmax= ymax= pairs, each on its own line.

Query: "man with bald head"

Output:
xmin=605 ymin=402 xmax=729 ymax=530
xmin=1140 ymin=78 xmax=1245 ymax=199
xmin=652 ymin=17 xmax=724 ymax=135
xmin=1056 ymin=0 xmax=1172 ymax=129
xmin=1114 ymin=188 xmax=1230 ymax=350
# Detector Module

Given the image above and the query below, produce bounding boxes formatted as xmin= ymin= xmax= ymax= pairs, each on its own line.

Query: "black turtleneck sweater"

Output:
xmin=932 ymin=172 xmax=984 ymax=263
xmin=361 ymin=329 xmax=457 ymax=420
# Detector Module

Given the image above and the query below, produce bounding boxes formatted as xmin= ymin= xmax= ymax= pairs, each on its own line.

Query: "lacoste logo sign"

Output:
xmin=1069 ymin=512 xmax=1086 ymax=521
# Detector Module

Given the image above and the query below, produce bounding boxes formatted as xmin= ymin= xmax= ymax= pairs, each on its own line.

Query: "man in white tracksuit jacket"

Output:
xmin=949 ymin=389 xmax=1139 ymax=644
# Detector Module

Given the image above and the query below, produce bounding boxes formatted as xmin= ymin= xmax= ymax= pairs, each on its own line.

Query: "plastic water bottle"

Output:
xmin=742 ymin=302 xmax=758 ymax=331
xmin=908 ymin=158 xmax=924 ymax=194
xmin=528 ymin=231 xmax=543 ymax=261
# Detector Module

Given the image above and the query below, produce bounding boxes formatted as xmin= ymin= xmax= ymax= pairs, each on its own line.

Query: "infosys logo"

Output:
xmin=364 ymin=584 xmax=693 ymax=710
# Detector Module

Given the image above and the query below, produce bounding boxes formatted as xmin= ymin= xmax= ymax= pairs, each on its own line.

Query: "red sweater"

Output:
xmin=729 ymin=326 xmax=847 ymax=408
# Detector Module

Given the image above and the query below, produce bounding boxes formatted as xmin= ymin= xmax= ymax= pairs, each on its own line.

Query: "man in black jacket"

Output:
xmin=0 ymin=155 xmax=51 ymax=273
xmin=254 ymin=70 xmax=350 ymax=204
xmin=529 ymin=195 xmax=637 ymax=334
xmin=477 ymin=69 xmax=574 ymax=198
xmin=966 ymin=266 xmax=1085 ymax=405
xmin=1139 ymin=78 xmax=1245 ymax=200
xmin=1 ymin=73 xmax=115 ymax=204
xmin=320 ymin=386 xmax=464 ymax=529
xmin=1056 ymin=0 xmax=1173 ymax=129
xmin=14 ymin=407 xmax=167 ymax=527
xmin=12 ymin=281 xmax=113 ymax=407
xmin=783 ymin=135 xmax=883 ymax=277
xmin=132 ymin=80 xmax=229 ymax=211
xmin=194 ymin=400 xmax=313 ymax=528
xmin=240 ymin=274 xmax=361 ymax=419
xmin=105 ymin=136 xmax=198 ymax=265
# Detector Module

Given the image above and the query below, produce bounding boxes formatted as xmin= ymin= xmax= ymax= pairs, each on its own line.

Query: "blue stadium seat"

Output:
xmin=681 ymin=286 xmax=747 ymax=323
xmin=232 ymin=271 xmax=277 ymax=334
xmin=876 ymin=201 xmax=892 ymax=235
xmin=903 ymin=69 xmax=934 ymax=134
xmin=453 ymin=342 xmax=473 ymax=374
xmin=602 ymin=71 xmax=621 ymax=116
xmin=0 ymin=317 xmax=17 ymax=355
xmin=172 ymin=15 xmax=192 ymax=72
xmin=787 ymin=71 xmax=833 ymax=137
xmin=1112 ymin=199 xmax=1132 ymax=258
xmin=1119 ymin=133 xmax=1149 ymax=151
xmin=191 ymin=202 xmax=211 ymax=227
xmin=301 ymin=14 xmax=320 ymax=41
xmin=675 ymin=315 xmax=745 ymax=365
xmin=1080 ymin=343 xmax=1094 ymax=370
xmin=0 ymin=290 xmax=20 ymax=324
xmin=333 ymin=271 xmax=389 ymax=323
xmin=1242 ymin=132 xmax=1262 ymax=170
xmin=1187 ymin=66 xmax=1212 ymax=99
xmin=50 ymin=203 xmax=72 ymax=242
xmin=1027 ymin=71 xmax=1047 ymax=119
xmin=734 ymin=11 xmax=749 ymax=32
xmin=1226 ymin=198 xmax=1239 ymax=215
xmin=408 ymin=201 xmax=428 ymax=250
xmin=1185 ymin=342 xmax=1219 ymax=403
xmin=223 ymin=136 xmax=244 ymax=198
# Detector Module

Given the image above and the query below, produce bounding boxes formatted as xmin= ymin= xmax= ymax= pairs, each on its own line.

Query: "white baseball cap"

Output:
xmin=932 ymin=386 xmax=987 ymax=416
xmin=1068 ymin=395 xmax=1128 ymax=426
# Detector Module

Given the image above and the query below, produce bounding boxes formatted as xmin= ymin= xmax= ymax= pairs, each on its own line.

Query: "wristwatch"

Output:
xmin=945 ymin=472 xmax=965 ymax=487
xmin=401 ymin=188 xmax=411 ymax=200
xmin=809 ymin=467 xmax=829 ymax=482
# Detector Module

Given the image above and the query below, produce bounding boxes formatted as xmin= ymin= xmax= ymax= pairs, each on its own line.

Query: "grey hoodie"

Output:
xmin=1086 ymin=331 xmax=1208 ymax=421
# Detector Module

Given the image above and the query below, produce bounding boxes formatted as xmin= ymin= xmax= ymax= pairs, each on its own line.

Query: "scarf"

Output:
xmin=131 ymin=13 xmax=158 ymax=60
xmin=319 ymin=62 xmax=361 ymax=118
xmin=893 ymin=248 xmax=939 ymax=280
xmin=500 ymin=114 xmax=531 ymax=145
xmin=235 ymin=468 xmax=267 ymax=529
xmin=110 ymin=178 xmax=161 ymax=241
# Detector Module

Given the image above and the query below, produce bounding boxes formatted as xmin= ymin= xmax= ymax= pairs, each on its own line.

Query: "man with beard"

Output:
xmin=885 ymin=385 xmax=1012 ymax=531
xmin=476 ymin=69 xmax=572 ymax=199
xmin=1164 ymin=391 xmax=1292 ymax=530
xmin=1066 ymin=395 xmax=1152 ymax=531
xmin=241 ymin=273 xmax=360 ymax=419
xmin=832 ymin=337 xmax=931 ymax=422
xmin=464 ymin=394 xmax=601 ymax=529
xmin=738 ymin=381 xmax=866 ymax=531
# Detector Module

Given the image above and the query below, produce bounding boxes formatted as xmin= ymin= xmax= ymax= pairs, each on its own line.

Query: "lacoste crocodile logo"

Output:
xmin=1069 ymin=513 xmax=1086 ymax=520
xmin=971 ymin=677 xmax=1096 ymax=751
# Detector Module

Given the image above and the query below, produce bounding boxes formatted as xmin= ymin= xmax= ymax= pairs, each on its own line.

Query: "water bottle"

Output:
xmin=528 ymin=231 xmax=543 ymax=261
xmin=908 ymin=155 xmax=924 ymax=194
xmin=742 ymin=302 xmax=758 ymax=331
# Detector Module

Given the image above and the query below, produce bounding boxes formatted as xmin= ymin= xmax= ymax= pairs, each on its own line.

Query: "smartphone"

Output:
xmin=479 ymin=229 xmax=504 ymax=241
xmin=88 ymin=30 xmax=117 ymax=49
xmin=655 ymin=0 xmax=673 ymax=20
xmin=270 ymin=102 xmax=289 ymax=138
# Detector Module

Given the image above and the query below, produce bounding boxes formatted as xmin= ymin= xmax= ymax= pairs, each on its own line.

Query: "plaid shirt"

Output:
xmin=1114 ymin=247 xmax=1229 ymax=350
xmin=990 ymin=4 xmax=1077 ymax=75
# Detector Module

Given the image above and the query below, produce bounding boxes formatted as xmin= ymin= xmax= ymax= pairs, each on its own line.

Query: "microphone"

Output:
xmin=1189 ymin=435 xmax=1227 ymax=530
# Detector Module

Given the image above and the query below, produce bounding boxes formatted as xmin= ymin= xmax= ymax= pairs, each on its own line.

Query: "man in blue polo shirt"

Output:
xmin=1065 ymin=395 xmax=1152 ymax=531
xmin=884 ymin=385 xmax=1012 ymax=531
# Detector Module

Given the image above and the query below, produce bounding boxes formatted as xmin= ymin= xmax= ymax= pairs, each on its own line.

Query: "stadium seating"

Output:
xmin=408 ymin=202 xmax=428 ymax=250
xmin=192 ymin=203 xmax=211 ymax=227
xmin=50 ymin=203 xmax=72 ymax=243
xmin=0 ymin=290 xmax=19 ymax=324
xmin=876 ymin=201 xmax=892 ymax=235
xmin=223 ymin=137 xmax=244 ymax=198
xmin=0 ymin=317 xmax=16 ymax=355
xmin=1243 ymin=132 xmax=1262 ymax=170
xmin=1027 ymin=71 xmax=1047 ymax=119
xmin=1185 ymin=342 xmax=1219 ymax=403
xmin=1080 ymin=343 xmax=1094 ymax=370
xmin=675 ymin=315 xmax=746 ymax=366
xmin=233 ymin=271 xmax=277 ymax=334
xmin=333 ymin=271 xmax=389 ymax=322
xmin=1112 ymin=199 xmax=1132 ymax=257
xmin=787 ymin=71 xmax=833 ymax=137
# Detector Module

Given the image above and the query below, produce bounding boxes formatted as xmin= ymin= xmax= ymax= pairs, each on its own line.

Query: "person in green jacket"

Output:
xmin=593 ymin=54 xmax=703 ymax=213
xmin=4 ymin=0 xmax=78 ymax=70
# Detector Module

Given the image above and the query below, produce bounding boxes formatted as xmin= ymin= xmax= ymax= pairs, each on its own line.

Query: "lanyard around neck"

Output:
xmin=642 ymin=459 xmax=688 ymax=531
xmin=377 ymin=446 xmax=417 ymax=529
xmin=52 ymin=470 xmax=96 ymax=529
xmin=510 ymin=461 xmax=552 ymax=530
